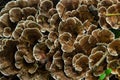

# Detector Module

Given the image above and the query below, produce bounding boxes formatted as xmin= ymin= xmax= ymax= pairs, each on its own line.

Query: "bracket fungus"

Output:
xmin=9 ymin=7 xmax=22 ymax=23
xmin=1 ymin=0 xmax=120 ymax=79
xmin=56 ymin=0 xmax=79 ymax=20
xmin=108 ymin=39 xmax=120 ymax=56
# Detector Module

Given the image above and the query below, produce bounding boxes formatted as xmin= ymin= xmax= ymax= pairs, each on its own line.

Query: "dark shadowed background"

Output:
xmin=0 ymin=0 xmax=12 ymax=11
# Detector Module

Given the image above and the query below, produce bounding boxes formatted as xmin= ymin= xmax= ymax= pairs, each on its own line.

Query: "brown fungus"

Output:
xmin=107 ymin=59 xmax=120 ymax=74
xmin=1 ymin=0 xmax=120 ymax=79
xmin=19 ymin=28 xmax=42 ymax=45
xmin=108 ymin=39 xmax=120 ymax=56
xmin=39 ymin=0 xmax=53 ymax=16
xmin=3 ymin=27 xmax=12 ymax=37
xmin=33 ymin=42 xmax=48 ymax=63
xmin=77 ymin=5 xmax=93 ymax=23
xmin=15 ymin=50 xmax=39 ymax=76
xmin=26 ymin=15 xmax=35 ymax=21
xmin=56 ymin=0 xmax=79 ymax=20
xmin=52 ymin=51 xmax=63 ymax=69
xmin=64 ymin=65 xmax=78 ymax=79
xmin=25 ymin=20 xmax=41 ymax=30
xmin=48 ymin=8 xmax=57 ymax=17
xmin=48 ymin=31 xmax=58 ymax=42
xmin=98 ymin=6 xmax=112 ymax=29
xmin=73 ymin=54 xmax=89 ymax=72
xmin=5 ymin=1 xmax=18 ymax=10
xmin=92 ymin=29 xmax=115 ymax=43
xmin=49 ymin=13 xmax=61 ymax=29
xmin=15 ymin=50 xmax=26 ymax=69
xmin=12 ymin=22 xmax=24 ymax=39
xmin=87 ymin=24 xmax=97 ymax=35
xmin=97 ymin=0 xmax=113 ymax=8
xmin=45 ymin=39 xmax=54 ymax=49
xmin=106 ymin=4 xmax=120 ymax=29
xmin=59 ymin=32 xmax=75 ymax=53
xmin=79 ymin=35 xmax=96 ymax=55
xmin=22 ymin=7 xmax=37 ymax=19
xmin=72 ymin=53 xmax=83 ymax=68
xmin=58 ymin=17 xmax=83 ymax=37
xmin=9 ymin=7 xmax=22 ymax=23
xmin=16 ymin=0 xmax=28 ymax=8
xmin=85 ymin=70 xmax=98 ymax=80
xmin=0 ymin=13 xmax=11 ymax=27
xmin=0 ymin=40 xmax=19 ymax=76
xmin=89 ymin=51 xmax=106 ymax=76
xmin=62 ymin=52 xmax=76 ymax=66
xmin=91 ymin=45 xmax=106 ymax=54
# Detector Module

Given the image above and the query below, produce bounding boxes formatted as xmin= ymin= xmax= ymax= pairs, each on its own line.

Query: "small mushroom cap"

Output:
xmin=56 ymin=2 xmax=65 ymax=19
xmin=40 ymin=0 xmax=53 ymax=14
xmin=12 ymin=27 xmax=23 ymax=39
xmin=53 ymin=51 xmax=63 ymax=69
xmin=20 ymin=28 xmax=42 ymax=43
xmin=25 ymin=20 xmax=41 ymax=30
xmin=89 ymin=51 xmax=104 ymax=68
xmin=49 ymin=13 xmax=61 ymax=28
xmin=98 ymin=6 xmax=106 ymax=17
xmin=62 ymin=52 xmax=75 ymax=65
xmin=59 ymin=32 xmax=72 ymax=44
xmin=0 ymin=40 xmax=18 ymax=76
xmin=85 ymin=70 xmax=98 ymax=80
xmin=3 ymin=27 xmax=12 ymax=37
xmin=22 ymin=7 xmax=37 ymax=19
xmin=106 ymin=5 xmax=120 ymax=29
xmin=72 ymin=53 xmax=83 ymax=68
xmin=89 ymin=50 xmax=106 ymax=76
xmin=91 ymin=46 xmax=106 ymax=54
xmin=106 ymin=54 xmax=119 ymax=63
xmin=9 ymin=7 xmax=22 ymax=22
xmin=59 ymin=17 xmax=83 ymax=36
xmin=79 ymin=35 xmax=96 ymax=55
xmin=45 ymin=39 xmax=54 ymax=49
xmin=5 ymin=1 xmax=18 ymax=10
xmin=33 ymin=42 xmax=48 ymax=63
xmin=56 ymin=0 xmax=79 ymax=20
xmin=99 ymin=16 xmax=112 ymax=29
xmin=74 ymin=54 xmax=89 ymax=72
xmin=64 ymin=66 xmax=78 ymax=79
xmin=15 ymin=50 xmax=25 ymax=69
xmin=108 ymin=39 xmax=120 ymax=56
xmin=27 ymin=15 xmax=35 ymax=21
xmin=98 ymin=6 xmax=112 ymax=29
xmin=59 ymin=32 xmax=75 ymax=52
xmin=61 ymin=43 xmax=75 ymax=53
xmin=48 ymin=8 xmax=57 ymax=17
xmin=107 ymin=59 xmax=120 ymax=74
xmin=87 ymin=24 xmax=97 ymax=35
xmin=98 ymin=0 xmax=113 ymax=8
xmin=77 ymin=5 xmax=93 ymax=23
xmin=48 ymin=31 xmax=58 ymax=42
xmin=58 ymin=17 xmax=76 ymax=33
xmin=92 ymin=29 xmax=115 ymax=43
xmin=0 ymin=13 xmax=10 ymax=27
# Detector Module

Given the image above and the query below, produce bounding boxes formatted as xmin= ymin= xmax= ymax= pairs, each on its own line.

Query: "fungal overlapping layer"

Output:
xmin=0 ymin=0 xmax=120 ymax=80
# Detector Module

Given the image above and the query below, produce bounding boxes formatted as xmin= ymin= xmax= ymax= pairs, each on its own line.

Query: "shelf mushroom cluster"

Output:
xmin=0 ymin=0 xmax=120 ymax=80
